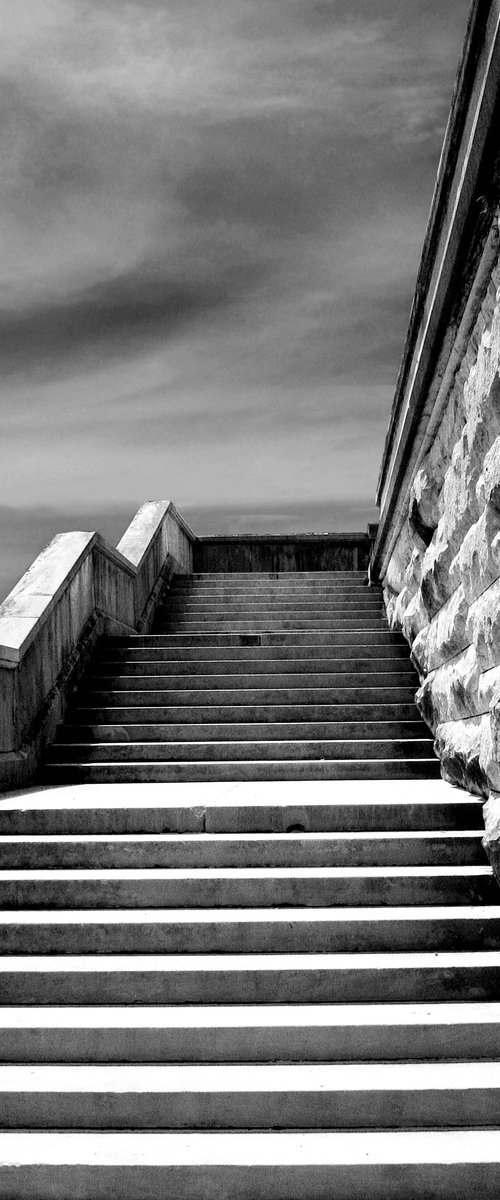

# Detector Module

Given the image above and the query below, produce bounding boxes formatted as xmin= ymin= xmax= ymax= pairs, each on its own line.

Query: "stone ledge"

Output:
xmin=0 ymin=501 xmax=195 ymax=789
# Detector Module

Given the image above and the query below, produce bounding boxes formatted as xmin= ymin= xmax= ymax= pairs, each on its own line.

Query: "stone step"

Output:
xmin=84 ymin=672 xmax=418 ymax=692
xmin=178 ymin=572 xmax=370 ymax=579
xmin=101 ymin=642 xmax=408 ymax=662
xmin=57 ymin=721 xmax=428 ymax=744
xmin=70 ymin=702 xmax=423 ymax=723
xmin=0 ymin=868 xmax=494 ymax=911
xmin=91 ymin=657 xmax=412 ymax=678
xmin=0 ymin=779 xmax=478 ymax=833
xmin=170 ymin=578 xmax=378 ymax=589
xmin=43 ymin=758 xmax=442 ymax=783
xmin=167 ymin=590 xmax=381 ymax=604
xmin=1 ymin=1129 xmax=499 ymax=1199
xmin=3 ymin=1060 xmax=500 ymax=1131
xmin=1 ymin=1001 xmax=498 ymax=1062
xmin=110 ymin=631 xmax=401 ymax=647
xmin=50 ymin=738 xmax=435 ymax=763
xmin=1 ymin=907 xmax=499 ymax=955
xmin=1 ymin=951 xmax=499 ymax=1004
xmin=82 ymin=686 xmax=419 ymax=707
xmin=162 ymin=601 xmax=386 ymax=615
xmin=0 ymin=831 xmax=485 ymax=869
xmin=161 ymin=619 xmax=391 ymax=631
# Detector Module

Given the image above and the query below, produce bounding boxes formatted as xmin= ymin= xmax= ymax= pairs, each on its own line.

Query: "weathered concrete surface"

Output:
xmin=0 ymin=502 xmax=195 ymax=790
xmin=194 ymin=534 xmax=372 ymax=574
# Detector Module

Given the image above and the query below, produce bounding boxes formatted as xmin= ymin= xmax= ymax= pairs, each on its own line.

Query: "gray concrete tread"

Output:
xmin=4 ymin=1059 xmax=500 ymax=1089
xmin=1 ymin=865 xmax=491 ymax=880
xmin=0 ymin=1126 xmax=499 ymax=1165
xmin=3 ymin=1001 xmax=499 ymax=1028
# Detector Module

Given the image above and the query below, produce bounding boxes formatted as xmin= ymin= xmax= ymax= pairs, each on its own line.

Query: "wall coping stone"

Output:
xmin=372 ymin=0 xmax=500 ymax=579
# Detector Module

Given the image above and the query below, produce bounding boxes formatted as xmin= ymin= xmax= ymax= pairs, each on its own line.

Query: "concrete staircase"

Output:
xmin=45 ymin=570 xmax=438 ymax=782
xmin=2 ymin=570 xmax=500 ymax=1194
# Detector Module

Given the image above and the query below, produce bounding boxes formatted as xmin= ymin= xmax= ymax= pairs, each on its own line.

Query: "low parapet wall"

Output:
xmin=194 ymin=533 xmax=373 ymax=574
xmin=371 ymin=0 xmax=500 ymax=870
xmin=0 ymin=501 xmax=194 ymax=789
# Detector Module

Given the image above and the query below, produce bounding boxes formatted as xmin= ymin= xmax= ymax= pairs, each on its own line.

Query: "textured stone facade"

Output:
xmin=383 ymin=248 xmax=500 ymax=800
xmin=372 ymin=2 xmax=500 ymax=872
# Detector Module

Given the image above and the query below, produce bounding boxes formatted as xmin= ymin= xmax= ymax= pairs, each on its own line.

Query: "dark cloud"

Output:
xmin=0 ymin=260 xmax=268 ymax=378
xmin=0 ymin=0 xmax=472 ymax=550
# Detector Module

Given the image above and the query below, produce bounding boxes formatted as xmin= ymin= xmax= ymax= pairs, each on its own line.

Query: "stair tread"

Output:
xmin=2 ymin=905 xmax=498 ymax=922
xmin=0 ymin=865 xmax=491 ymax=880
xmin=2 ymin=1127 xmax=500 ymax=1167
xmin=3 ymin=1001 xmax=500 ymax=1028
xmin=0 ymin=831 xmax=483 ymax=842
xmin=3 ymin=950 xmax=500 ymax=968
xmin=3 ymin=1060 xmax=500 ymax=1090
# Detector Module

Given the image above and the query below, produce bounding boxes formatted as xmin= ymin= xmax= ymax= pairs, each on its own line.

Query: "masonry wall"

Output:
xmin=383 ymin=248 xmax=500 ymax=800
xmin=372 ymin=0 xmax=500 ymax=876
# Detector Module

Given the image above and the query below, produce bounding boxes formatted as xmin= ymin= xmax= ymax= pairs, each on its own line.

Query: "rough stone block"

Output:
xmin=420 ymin=533 xmax=463 ymax=616
xmin=416 ymin=645 xmax=481 ymax=729
xmin=478 ymin=664 xmax=500 ymax=712
xmin=466 ymin=577 xmax=500 ymax=671
xmin=483 ymin=791 xmax=500 ymax=883
xmin=434 ymin=715 xmax=487 ymax=797
xmin=409 ymin=466 xmax=441 ymax=532
xmin=449 ymin=504 xmax=500 ymax=605
xmin=401 ymin=590 xmax=429 ymax=644
xmin=404 ymin=549 xmax=424 ymax=595
xmin=412 ymin=586 xmax=468 ymax=675
xmin=477 ymin=433 xmax=500 ymax=511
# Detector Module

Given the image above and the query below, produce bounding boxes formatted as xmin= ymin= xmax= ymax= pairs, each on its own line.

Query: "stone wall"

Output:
xmin=382 ymin=247 xmax=500 ymax=799
xmin=194 ymin=533 xmax=373 ymax=574
xmin=371 ymin=0 xmax=500 ymax=873
xmin=0 ymin=501 xmax=194 ymax=790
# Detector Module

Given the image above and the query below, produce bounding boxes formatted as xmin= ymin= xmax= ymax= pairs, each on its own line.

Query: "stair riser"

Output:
xmin=2 ymin=1020 xmax=497 ymax=1062
xmin=91 ymin=659 xmax=412 ymax=678
xmin=70 ymin=704 xmax=423 ymax=724
xmin=2 ymin=1160 xmax=500 ymax=1200
xmin=85 ymin=673 xmax=418 ymax=691
xmin=2 ymin=876 xmax=494 ymax=909
xmin=57 ymin=722 xmax=428 ymax=743
xmin=0 ymin=800 xmax=477 ymax=835
xmin=2 ymin=916 xmax=498 ymax=954
xmin=68 ymin=700 xmax=422 ymax=720
xmin=43 ymin=760 xmax=442 ymax=783
xmin=178 ymin=572 xmax=369 ymax=579
xmin=161 ymin=603 xmax=386 ymax=616
xmin=0 ymin=835 xmax=485 ymax=869
xmin=170 ymin=584 xmax=378 ymax=594
xmin=101 ymin=644 xmax=408 ymax=662
xmin=2 ymin=964 xmax=499 ymax=1005
xmin=3 ymin=1087 xmax=500 ymax=1130
xmin=2 ymin=1160 xmax=499 ymax=1200
xmin=50 ymin=740 xmax=434 ymax=763
xmin=162 ymin=621 xmax=391 ymax=631
xmin=82 ymin=687 xmax=419 ymax=706
xmin=110 ymin=632 xmax=400 ymax=647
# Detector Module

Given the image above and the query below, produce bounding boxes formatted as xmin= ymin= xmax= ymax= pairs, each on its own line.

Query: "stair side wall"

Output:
xmin=0 ymin=501 xmax=195 ymax=790
xmin=371 ymin=1 xmax=500 ymax=872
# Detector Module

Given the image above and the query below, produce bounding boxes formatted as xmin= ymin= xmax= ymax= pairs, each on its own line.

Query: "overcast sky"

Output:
xmin=0 ymin=0 xmax=471 ymax=598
